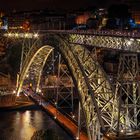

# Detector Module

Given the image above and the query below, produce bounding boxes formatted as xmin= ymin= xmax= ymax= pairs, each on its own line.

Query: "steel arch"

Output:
xmin=16 ymin=35 xmax=124 ymax=139
xmin=71 ymin=45 xmax=118 ymax=131
xmin=57 ymin=40 xmax=123 ymax=139
xmin=17 ymin=45 xmax=53 ymax=95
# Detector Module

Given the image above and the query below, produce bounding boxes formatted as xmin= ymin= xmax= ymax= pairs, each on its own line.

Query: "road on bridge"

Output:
xmin=24 ymin=89 xmax=88 ymax=140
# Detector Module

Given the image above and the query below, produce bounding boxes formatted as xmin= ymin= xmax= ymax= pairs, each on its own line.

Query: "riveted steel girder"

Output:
xmin=68 ymin=34 xmax=140 ymax=52
xmin=56 ymin=54 xmax=74 ymax=110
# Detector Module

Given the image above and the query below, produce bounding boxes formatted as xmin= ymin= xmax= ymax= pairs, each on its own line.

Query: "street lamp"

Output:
xmin=15 ymin=33 xmax=19 ymax=37
xmin=8 ymin=33 xmax=12 ymax=37
xmin=76 ymin=136 xmax=79 ymax=140
xmin=13 ymin=90 xmax=16 ymax=94
xmin=25 ymin=33 xmax=29 ymax=38
xmin=34 ymin=33 xmax=39 ymax=38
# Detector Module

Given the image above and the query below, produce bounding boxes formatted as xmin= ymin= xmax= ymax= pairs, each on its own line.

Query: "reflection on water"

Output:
xmin=0 ymin=110 xmax=72 ymax=140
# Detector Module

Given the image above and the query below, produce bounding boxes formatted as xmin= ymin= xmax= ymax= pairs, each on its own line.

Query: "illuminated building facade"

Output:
xmin=7 ymin=10 xmax=67 ymax=31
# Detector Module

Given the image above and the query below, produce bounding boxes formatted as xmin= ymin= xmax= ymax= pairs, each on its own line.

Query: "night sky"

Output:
xmin=0 ymin=0 xmax=121 ymax=12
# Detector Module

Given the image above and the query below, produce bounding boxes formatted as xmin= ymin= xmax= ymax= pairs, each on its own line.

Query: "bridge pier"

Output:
xmin=115 ymin=53 xmax=140 ymax=136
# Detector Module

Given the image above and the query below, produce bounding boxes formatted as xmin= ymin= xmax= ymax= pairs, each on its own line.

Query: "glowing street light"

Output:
xmin=15 ymin=33 xmax=19 ymax=37
xmin=127 ymin=40 xmax=133 ymax=46
xmin=25 ymin=33 xmax=29 ymax=38
xmin=8 ymin=33 xmax=12 ymax=37
xmin=26 ymin=74 xmax=29 ymax=78
xmin=13 ymin=90 xmax=16 ymax=94
xmin=17 ymin=92 xmax=20 ymax=97
xmin=72 ymin=115 xmax=75 ymax=119
xmin=107 ymin=133 xmax=110 ymax=137
xmin=38 ymin=89 xmax=41 ymax=93
xmin=76 ymin=136 xmax=79 ymax=140
xmin=4 ymin=32 xmax=39 ymax=39
xmin=34 ymin=33 xmax=39 ymax=38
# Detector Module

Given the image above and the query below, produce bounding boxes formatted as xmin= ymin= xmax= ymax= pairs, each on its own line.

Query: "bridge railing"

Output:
xmin=2 ymin=29 xmax=140 ymax=39
xmin=45 ymin=29 xmax=140 ymax=38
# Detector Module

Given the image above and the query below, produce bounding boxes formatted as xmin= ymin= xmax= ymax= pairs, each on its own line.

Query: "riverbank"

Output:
xmin=0 ymin=101 xmax=39 ymax=111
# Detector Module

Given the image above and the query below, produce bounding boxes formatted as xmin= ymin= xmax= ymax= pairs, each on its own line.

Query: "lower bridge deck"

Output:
xmin=23 ymin=90 xmax=88 ymax=140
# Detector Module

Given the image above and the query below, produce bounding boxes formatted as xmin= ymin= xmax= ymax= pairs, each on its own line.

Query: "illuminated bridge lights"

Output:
xmin=33 ymin=33 xmax=39 ymax=38
xmin=4 ymin=32 xmax=39 ymax=39
xmin=13 ymin=90 xmax=16 ymax=94
xmin=127 ymin=40 xmax=133 ymax=46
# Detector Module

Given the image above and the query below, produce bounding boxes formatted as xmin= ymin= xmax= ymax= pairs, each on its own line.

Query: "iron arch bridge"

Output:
xmin=2 ymin=30 xmax=140 ymax=140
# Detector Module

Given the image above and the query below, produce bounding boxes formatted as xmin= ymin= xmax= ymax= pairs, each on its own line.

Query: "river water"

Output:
xmin=0 ymin=109 xmax=72 ymax=140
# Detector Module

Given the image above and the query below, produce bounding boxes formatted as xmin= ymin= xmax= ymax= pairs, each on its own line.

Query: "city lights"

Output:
xmin=72 ymin=114 xmax=75 ymax=119
xmin=8 ymin=33 xmax=12 ymax=37
xmin=25 ymin=33 xmax=29 ymax=38
xmin=17 ymin=92 xmax=20 ymax=97
xmin=137 ymin=39 xmax=140 ymax=42
xmin=107 ymin=133 xmax=110 ymax=137
xmin=26 ymin=74 xmax=29 ymax=78
xmin=127 ymin=40 xmax=133 ymax=46
xmin=15 ymin=33 xmax=19 ymax=37
xmin=13 ymin=90 xmax=16 ymax=94
xmin=38 ymin=89 xmax=41 ymax=93
xmin=33 ymin=33 xmax=39 ymax=38
xmin=4 ymin=32 xmax=39 ymax=39
xmin=76 ymin=136 xmax=79 ymax=140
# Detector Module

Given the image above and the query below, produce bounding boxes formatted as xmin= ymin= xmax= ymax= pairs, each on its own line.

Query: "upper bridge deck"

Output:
xmin=2 ymin=29 xmax=140 ymax=53
xmin=46 ymin=29 xmax=140 ymax=38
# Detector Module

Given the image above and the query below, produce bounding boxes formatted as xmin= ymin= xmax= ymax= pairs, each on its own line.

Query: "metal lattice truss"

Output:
xmin=57 ymin=39 xmax=96 ymax=140
xmin=17 ymin=45 xmax=53 ymax=95
xmin=57 ymin=54 xmax=74 ymax=110
xmin=72 ymin=45 xmax=115 ymax=118
xmin=70 ymin=44 xmax=129 ymax=137
xmin=115 ymin=53 xmax=140 ymax=133
xmin=56 ymin=37 xmax=120 ymax=139
xmin=3 ymin=31 xmax=140 ymax=53
xmin=20 ymin=38 xmax=41 ymax=72
xmin=14 ymin=33 xmax=140 ymax=140
xmin=68 ymin=34 xmax=140 ymax=52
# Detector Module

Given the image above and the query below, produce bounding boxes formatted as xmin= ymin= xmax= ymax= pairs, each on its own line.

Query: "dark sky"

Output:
xmin=0 ymin=0 xmax=121 ymax=12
